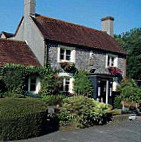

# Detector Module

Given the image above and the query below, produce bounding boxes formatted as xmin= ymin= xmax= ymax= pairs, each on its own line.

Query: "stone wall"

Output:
xmin=48 ymin=42 xmax=126 ymax=75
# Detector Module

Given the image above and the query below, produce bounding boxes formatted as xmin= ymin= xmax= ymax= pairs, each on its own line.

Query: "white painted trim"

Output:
xmin=106 ymin=80 xmax=109 ymax=104
xmin=106 ymin=53 xmax=118 ymax=68
xmin=57 ymin=45 xmax=76 ymax=63
xmin=58 ymin=72 xmax=74 ymax=93
xmin=27 ymin=76 xmax=41 ymax=94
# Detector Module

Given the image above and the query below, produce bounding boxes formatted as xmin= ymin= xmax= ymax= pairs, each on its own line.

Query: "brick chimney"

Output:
xmin=101 ymin=16 xmax=114 ymax=37
xmin=24 ymin=0 xmax=36 ymax=18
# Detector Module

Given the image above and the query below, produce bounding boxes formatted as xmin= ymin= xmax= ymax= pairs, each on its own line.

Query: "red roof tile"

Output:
xmin=32 ymin=14 xmax=127 ymax=55
xmin=0 ymin=39 xmax=41 ymax=67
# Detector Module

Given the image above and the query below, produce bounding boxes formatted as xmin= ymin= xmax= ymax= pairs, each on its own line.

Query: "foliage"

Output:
xmin=114 ymin=96 xmax=122 ymax=109
xmin=73 ymin=70 xmax=94 ymax=97
xmin=2 ymin=92 xmax=25 ymax=98
xmin=108 ymin=66 xmax=122 ymax=76
xmin=114 ymin=28 xmax=141 ymax=79
xmin=41 ymin=95 xmax=67 ymax=106
xmin=118 ymin=79 xmax=141 ymax=103
xmin=0 ymin=64 xmax=24 ymax=94
xmin=111 ymin=109 xmax=122 ymax=115
xmin=0 ymin=98 xmax=48 ymax=140
xmin=60 ymin=62 xmax=77 ymax=73
xmin=58 ymin=96 xmax=111 ymax=128
xmin=39 ymin=71 xmax=62 ymax=96
xmin=0 ymin=63 xmax=60 ymax=96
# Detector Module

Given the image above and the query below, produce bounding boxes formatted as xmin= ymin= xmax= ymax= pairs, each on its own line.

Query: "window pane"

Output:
xmin=65 ymin=85 xmax=69 ymax=92
xmin=108 ymin=56 xmax=110 ymax=66
xmin=30 ymin=77 xmax=36 ymax=91
xmin=60 ymin=49 xmax=65 ymax=60
xmin=31 ymin=78 xmax=36 ymax=84
xmin=66 ymin=50 xmax=71 ymax=61
xmin=111 ymin=57 xmax=114 ymax=66
xmin=60 ymin=55 xmax=64 ymax=60
xmin=65 ymin=79 xmax=70 ymax=92
xmin=66 ymin=50 xmax=71 ymax=56
xmin=66 ymin=55 xmax=71 ymax=60
xmin=30 ymin=84 xmax=36 ymax=91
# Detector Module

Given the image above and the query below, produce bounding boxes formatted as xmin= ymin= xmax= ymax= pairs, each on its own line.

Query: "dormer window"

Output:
xmin=106 ymin=54 xmax=118 ymax=67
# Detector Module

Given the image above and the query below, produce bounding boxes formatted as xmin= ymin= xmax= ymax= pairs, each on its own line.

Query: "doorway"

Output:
xmin=99 ymin=80 xmax=106 ymax=103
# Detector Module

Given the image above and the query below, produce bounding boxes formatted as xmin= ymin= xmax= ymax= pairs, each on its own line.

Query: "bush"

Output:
xmin=73 ymin=70 xmax=94 ymax=97
xmin=118 ymin=79 xmax=141 ymax=103
xmin=0 ymin=98 xmax=48 ymax=140
xmin=114 ymin=96 xmax=122 ymax=109
xmin=58 ymin=96 xmax=111 ymax=128
xmin=111 ymin=109 xmax=122 ymax=115
xmin=2 ymin=92 xmax=25 ymax=98
xmin=41 ymin=95 xmax=67 ymax=106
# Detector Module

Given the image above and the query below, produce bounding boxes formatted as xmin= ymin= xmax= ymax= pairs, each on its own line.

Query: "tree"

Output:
xmin=118 ymin=79 xmax=141 ymax=103
xmin=73 ymin=70 xmax=94 ymax=97
xmin=114 ymin=28 xmax=141 ymax=79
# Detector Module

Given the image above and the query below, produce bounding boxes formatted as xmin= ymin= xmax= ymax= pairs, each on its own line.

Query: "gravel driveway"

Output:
xmin=10 ymin=119 xmax=141 ymax=142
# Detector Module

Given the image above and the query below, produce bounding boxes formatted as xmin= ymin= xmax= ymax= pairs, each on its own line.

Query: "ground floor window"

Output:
xmin=25 ymin=76 xmax=41 ymax=94
xmin=60 ymin=78 xmax=70 ymax=92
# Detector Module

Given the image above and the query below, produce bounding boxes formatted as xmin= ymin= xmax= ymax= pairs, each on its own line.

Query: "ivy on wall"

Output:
xmin=0 ymin=63 xmax=61 ymax=95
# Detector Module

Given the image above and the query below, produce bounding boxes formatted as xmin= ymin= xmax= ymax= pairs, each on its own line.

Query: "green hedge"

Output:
xmin=0 ymin=98 xmax=48 ymax=140
xmin=41 ymin=95 xmax=67 ymax=106
xmin=58 ymin=96 xmax=111 ymax=128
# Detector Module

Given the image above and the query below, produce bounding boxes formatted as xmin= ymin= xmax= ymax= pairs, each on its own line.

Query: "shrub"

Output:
xmin=0 ymin=63 xmax=61 ymax=96
xmin=114 ymin=96 xmax=122 ymax=109
xmin=58 ymin=96 xmax=111 ymax=128
xmin=0 ymin=98 xmax=48 ymax=140
xmin=41 ymin=95 xmax=67 ymax=106
xmin=73 ymin=70 xmax=94 ymax=97
xmin=118 ymin=79 xmax=141 ymax=103
xmin=111 ymin=109 xmax=122 ymax=115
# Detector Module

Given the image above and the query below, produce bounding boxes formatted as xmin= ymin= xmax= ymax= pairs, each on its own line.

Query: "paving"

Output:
xmin=11 ymin=118 xmax=141 ymax=142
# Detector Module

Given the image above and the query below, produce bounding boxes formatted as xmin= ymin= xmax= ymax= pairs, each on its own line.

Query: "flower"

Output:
xmin=108 ymin=66 xmax=122 ymax=76
xmin=60 ymin=62 xmax=76 ymax=73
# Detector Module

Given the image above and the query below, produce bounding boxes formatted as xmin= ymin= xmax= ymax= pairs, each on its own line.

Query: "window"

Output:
xmin=60 ymin=78 xmax=70 ymax=92
xmin=30 ymin=77 xmax=36 ymax=91
xmin=106 ymin=54 xmax=118 ymax=67
xmin=60 ymin=48 xmax=71 ymax=61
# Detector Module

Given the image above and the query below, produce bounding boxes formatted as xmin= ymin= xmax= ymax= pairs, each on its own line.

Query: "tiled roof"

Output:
xmin=0 ymin=39 xmax=41 ymax=67
xmin=32 ymin=14 xmax=127 ymax=55
xmin=1 ymin=31 xmax=14 ymax=38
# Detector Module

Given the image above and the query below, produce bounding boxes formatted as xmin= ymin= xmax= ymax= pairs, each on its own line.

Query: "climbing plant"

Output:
xmin=0 ymin=63 xmax=61 ymax=95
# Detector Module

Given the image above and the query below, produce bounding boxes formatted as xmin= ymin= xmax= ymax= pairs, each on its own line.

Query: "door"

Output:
xmin=100 ymin=80 xmax=107 ymax=103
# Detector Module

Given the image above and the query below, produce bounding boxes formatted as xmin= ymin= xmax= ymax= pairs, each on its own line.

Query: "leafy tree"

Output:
xmin=114 ymin=28 xmax=141 ymax=79
xmin=73 ymin=70 xmax=94 ymax=97
xmin=118 ymin=79 xmax=141 ymax=103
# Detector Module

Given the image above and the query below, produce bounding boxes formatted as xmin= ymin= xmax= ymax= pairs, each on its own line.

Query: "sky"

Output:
xmin=0 ymin=0 xmax=141 ymax=35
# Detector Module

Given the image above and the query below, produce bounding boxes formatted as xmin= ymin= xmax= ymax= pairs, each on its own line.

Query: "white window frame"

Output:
xmin=59 ymin=72 xmax=74 ymax=93
xmin=27 ymin=76 xmax=41 ymax=94
xmin=106 ymin=54 xmax=118 ymax=68
xmin=60 ymin=78 xmax=70 ymax=92
xmin=57 ymin=45 xmax=76 ymax=63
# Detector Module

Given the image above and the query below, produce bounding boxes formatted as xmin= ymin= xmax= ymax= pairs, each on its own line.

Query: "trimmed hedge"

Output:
xmin=0 ymin=98 xmax=48 ymax=140
xmin=41 ymin=95 xmax=67 ymax=106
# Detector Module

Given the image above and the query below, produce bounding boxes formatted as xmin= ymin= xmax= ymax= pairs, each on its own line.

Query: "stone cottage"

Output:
xmin=0 ymin=0 xmax=127 ymax=104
